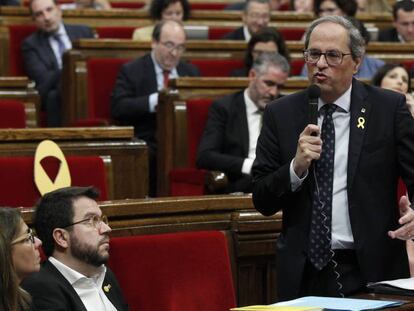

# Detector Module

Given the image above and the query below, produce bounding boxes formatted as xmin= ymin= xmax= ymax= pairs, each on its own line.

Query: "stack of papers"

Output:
xmin=367 ymin=277 xmax=414 ymax=296
xmin=231 ymin=306 xmax=321 ymax=311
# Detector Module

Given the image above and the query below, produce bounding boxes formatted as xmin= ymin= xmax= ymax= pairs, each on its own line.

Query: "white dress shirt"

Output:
xmin=243 ymin=25 xmax=251 ymax=42
xmin=48 ymin=24 xmax=72 ymax=69
xmin=290 ymin=85 xmax=354 ymax=249
xmin=148 ymin=52 xmax=178 ymax=113
xmin=49 ymin=256 xmax=117 ymax=311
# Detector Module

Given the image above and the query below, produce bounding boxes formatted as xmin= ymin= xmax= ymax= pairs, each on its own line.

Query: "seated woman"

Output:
xmin=232 ymin=27 xmax=290 ymax=77
xmin=132 ymin=0 xmax=190 ymax=41
xmin=0 ymin=207 xmax=42 ymax=311
xmin=313 ymin=0 xmax=357 ymax=17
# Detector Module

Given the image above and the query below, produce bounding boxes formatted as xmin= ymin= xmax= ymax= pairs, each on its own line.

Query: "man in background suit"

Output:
xmin=22 ymin=0 xmax=94 ymax=126
xmin=22 ymin=186 xmax=128 ymax=310
xmin=253 ymin=15 xmax=414 ymax=301
xmin=222 ymin=0 xmax=270 ymax=41
xmin=196 ymin=52 xmax=289 ymax=193
xmin=378 ymin=0 xmax=414 ymax=42
xmin=111 ymin=20 xmax=200 ymax=196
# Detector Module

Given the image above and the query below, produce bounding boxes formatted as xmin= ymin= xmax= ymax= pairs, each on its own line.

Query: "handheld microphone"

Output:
xmin=308 ymin=84 xmax=321 ymax=125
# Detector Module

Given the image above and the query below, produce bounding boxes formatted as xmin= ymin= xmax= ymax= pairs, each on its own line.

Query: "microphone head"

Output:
xmin=308 ymin=84 xmax=321 ymax=100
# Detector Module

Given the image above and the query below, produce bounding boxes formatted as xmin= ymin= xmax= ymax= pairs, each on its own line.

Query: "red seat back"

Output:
xmin=0 ymin=155 xmax=108 ymax=207
xmin=290 ymin=59 xmax=305 ymax=76
xmin=109 ymin=231 xmax=236 ymax=311
xmin=87 ymin=58 xmax=130 ymax=122
xmin=279 ymin=28 xmax=306 ymax=40
xmin=109 ymin=1 xmax=145 ymax=8
xmin=190 ymin=2 xmax=227 ymax=9
xmin=95 ymin=26 xmax=136 ymax=39
xmin=208 ymin=27 xmax=237 ymax=40
xmin=8 ymin=24 xmax=37 ymax=76
xmin=189 ymin=59 xmax=244 ymax=77
xmin=0 ymin=100 xmax=26 ymax=128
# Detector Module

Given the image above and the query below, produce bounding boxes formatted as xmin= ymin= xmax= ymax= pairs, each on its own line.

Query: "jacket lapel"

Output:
xmin=38 ymin=32 xmax=59 ymax=69
xmin=347 ymin=79 xmax=370 ymax=189
xmin=235 ymin=92 xmax=250 ymax=156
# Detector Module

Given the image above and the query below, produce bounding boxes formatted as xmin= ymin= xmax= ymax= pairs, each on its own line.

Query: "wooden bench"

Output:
xmin=0 ymin=126 xmax=149 ymax=199
xmin=0 ymin=76 xmax=39 ymax=127
xmin=20 ymin=194 xmax=282 ymax=306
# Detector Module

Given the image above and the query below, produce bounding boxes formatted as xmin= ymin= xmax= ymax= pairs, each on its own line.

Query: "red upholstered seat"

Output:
xmin=95 ymin=26 xmax=136 ymax=39
xmin=0 ymin=100 xmax=26 ymax=128
xmin=0 ymin=155 xmax=108 ymax=207
xmin=109 ymin=1 xmax=145 ymax=8
xmin=190 ymin=2 xmax=227 ymax=9
xmin=169 ymin=99 xmax=213 ymax=196
xmin=279 ymin=28 xmax=306 ymax=41
xmin=108 ymin=231 xmax=236 ymax=311
xmin=189 ymin=59 xmax=244 ymax=77
xmin=83 ymin=57 xmax=130 ymax=124
xmin=208 ymin=27 xmax=237 ymax=40
xmin=401 ymin=60 xmax=414 ymax=73
xmin=290 ymin=59 xmax=305 ymax=76
xmin=8 ymin=24 xmax=37 ymax=76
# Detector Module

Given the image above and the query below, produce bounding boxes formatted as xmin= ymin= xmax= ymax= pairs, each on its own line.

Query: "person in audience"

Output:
xmin=378 ymin=0 xmax=414 ymax=43
xmin=232 ymin=27 xmax=290 ymax=77
xmin=60 ymin=0 xmax=111 ymax=10
xmin=313 ymin=0 xmax=357 ymax=17
xmin=0 ymin=207 xmax=43 ymax=311
xmin=252 ymin=15 xmax=414 ymax=300
xmin=112 ymin=20 xmax=200 ymax=197
xmin=22 ymin=0 xmax=95 ymax=127
xmin=132 ymin=0 xmax=190 ymax=41
xmin=222 ymin=0 xmax=271 ymax=41
xmin=356 ymin=0 xmax=391 ymax=14
xmin=290 ymin=0 xmax=313 ymax=13
xmin=197 ymin=53 xmax=289 ymax=193
xmin=372 ymin=63 xmax=414 ymax=117
xmin=21 ymin=186 xmax=129 ymax=310
xmin=300 ymin=16 xmax=383 ymax=78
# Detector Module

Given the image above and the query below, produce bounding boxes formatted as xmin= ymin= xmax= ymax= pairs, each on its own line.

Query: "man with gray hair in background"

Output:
xmin=252 ymin=15 xmax=414 ymax=300
xmin=197 ymin=52 xmax=289 ymax=193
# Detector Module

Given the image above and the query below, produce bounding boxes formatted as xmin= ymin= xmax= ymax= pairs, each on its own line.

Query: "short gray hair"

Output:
xmin=304 ymin=15 xmax=365 ymax=60
xmin=252 ymin=52 xmax=290 ymax=75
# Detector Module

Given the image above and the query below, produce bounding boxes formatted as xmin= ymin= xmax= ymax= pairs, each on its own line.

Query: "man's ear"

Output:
xmin=52 ymin=228 xmax=70 ymax=250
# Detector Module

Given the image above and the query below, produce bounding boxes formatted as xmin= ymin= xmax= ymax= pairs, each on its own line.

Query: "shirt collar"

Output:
xmin=151 ymin=52 xmax=178 ymax=76
xmin=48 ymin=256 xmax=107 ymax=287
xmin=318 ymin=84 xmax=352 ymax=113
xmin=244 ymin=89 xmax=260 ymax=114
xmin=243 ymin=26 xmax=251 ymax=42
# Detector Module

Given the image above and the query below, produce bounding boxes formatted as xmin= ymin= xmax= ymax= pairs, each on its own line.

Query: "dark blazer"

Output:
xmin=22 ymin=260 xmax=128 ymax=311
xmin=196 ymin=91 xmax=252 ymax=192
xmin=252 ymin=79 xmax=414 ymax=300
xmin=111 ymin=53 xmax=200 ymax=149
xmin=378 ymin=27 xmax=401 ymax=42
xmin=222 ymin=27 xmax=246 ymax=40
xmin=21 ymin=24 xmax=94 ymax=126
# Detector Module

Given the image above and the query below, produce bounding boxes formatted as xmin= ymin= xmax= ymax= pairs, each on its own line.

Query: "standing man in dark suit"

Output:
xmin=22 ymin=0 xmax=94 ymax=127
xmin=222 ymin=0 xmax=271 ymax=41
xmin=378 ymin=0 xmax=414 ymax=42
xmin=22 ymin=186 xmax=129 ymax=311
xmin=111 ymin=20 xmax=200 ymax=197
xmin=253 ymin=15 xmax=414 ymax=301
xmin=197 ymin=52 xmax=289 ymax=193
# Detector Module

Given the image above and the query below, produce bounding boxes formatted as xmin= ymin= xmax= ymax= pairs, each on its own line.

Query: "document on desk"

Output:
xmin=271 ymin=296 xmax=404 ymax=310
xmin=367 ymin=277 xmax=414 ymax=296
xmin=231 ymin=306 xmax=322 ymax=311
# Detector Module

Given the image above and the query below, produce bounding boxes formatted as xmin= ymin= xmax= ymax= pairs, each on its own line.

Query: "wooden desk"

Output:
xmin=0 ymin=126 xmax=149 ymax=199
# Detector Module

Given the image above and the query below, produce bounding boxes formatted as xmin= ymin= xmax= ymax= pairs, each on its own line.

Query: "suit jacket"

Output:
xmin=111 ymin=53 xmax=200 ymax=149
xmin=22 ymin=260 xmax=128 ymax=311
xmin=378 ymin=27 xmax=401 ymax=42
xmin=222 ymin=27 xmax=246 ymax=40
xmin=196 ymin=91 xmax=252 ymax=192
xmin=21 ymin=24 xmax=94 ymax=125
xmin=252 ymin=79 xmax=414 ymax=300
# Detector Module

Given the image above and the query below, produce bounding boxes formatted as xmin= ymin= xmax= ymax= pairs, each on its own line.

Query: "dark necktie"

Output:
xmin=52 ymin=33 xmax=66 ymax=58
xmin=163 ymin=70 xmax=170 ymax=88
xmin=308 ymin=103 xmax=337 ymax=270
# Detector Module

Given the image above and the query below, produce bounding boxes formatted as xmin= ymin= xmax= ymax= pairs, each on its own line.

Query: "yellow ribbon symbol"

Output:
xmin=357 ymin=117 xmax=365 ymax=129
xmin=103 ymin=284 xmax=111 ymax=292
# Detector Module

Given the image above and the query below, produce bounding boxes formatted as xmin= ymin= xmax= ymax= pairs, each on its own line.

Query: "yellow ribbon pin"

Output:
xmin=103 ymin=284 xmax=111 ymax=292
xmin=357 ymin=117 xmax=365 ymax=129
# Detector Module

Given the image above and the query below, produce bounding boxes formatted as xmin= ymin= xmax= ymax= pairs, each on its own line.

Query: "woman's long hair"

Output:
xmin=0 ymin=208 xmax=32 ymax=311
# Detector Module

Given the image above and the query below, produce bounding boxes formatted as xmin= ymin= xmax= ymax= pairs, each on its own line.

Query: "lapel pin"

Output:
xmin=103 ymin=284 xmax=111 ymax=293
xmin=361 ymin=108 xmax=366 ymax=113
xmin=357 ymin=117 xmax=365 ymax=129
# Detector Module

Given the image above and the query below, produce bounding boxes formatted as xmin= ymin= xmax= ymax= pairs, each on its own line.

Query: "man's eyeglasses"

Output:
xmin=160 ymin=41 xmax=186 ymax=54
xmin=11 ymin=228 xmax=36 ymax=245
xmin=62 ymin=215 xmax=109 ymax=230
xmin=303 ymin=49 xmax=351 ymax=66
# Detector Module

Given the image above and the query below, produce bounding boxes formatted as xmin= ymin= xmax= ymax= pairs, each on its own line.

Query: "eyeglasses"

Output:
xmin=11 ymin=228 xmax=36 ymax=245
xmin=62 ymin=215 xmax=109 ymax=230
xmin=303 ymin=49 xmax=351 ymax=66
xmin=160 ymin=41 xmax=186 ymax=54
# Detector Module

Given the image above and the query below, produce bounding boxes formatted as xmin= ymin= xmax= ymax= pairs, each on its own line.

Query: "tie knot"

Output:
xmin=321 ymin=104 xmax=336 ymax=117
